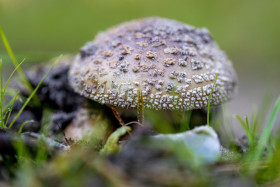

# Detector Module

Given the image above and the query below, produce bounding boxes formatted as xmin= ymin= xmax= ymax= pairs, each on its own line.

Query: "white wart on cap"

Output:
xmin=69 ymin=17 xmax=237 ymax=110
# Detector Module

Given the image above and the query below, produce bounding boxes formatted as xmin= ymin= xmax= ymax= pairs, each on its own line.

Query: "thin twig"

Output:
xmin=111 ymin=107 xmax=125 ymax=126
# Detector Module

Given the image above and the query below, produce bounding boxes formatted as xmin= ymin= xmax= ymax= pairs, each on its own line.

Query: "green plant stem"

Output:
xmin=207 ymin=74 xmax=218 ymax=126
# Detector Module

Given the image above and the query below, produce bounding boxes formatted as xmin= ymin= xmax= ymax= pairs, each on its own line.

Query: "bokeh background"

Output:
xmin=1 ymin=0 xmax=280 ymax=133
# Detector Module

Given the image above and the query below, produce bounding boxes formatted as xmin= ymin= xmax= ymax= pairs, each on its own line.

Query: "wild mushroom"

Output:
xmin=68 ymin=17 xmax=237 ymax=124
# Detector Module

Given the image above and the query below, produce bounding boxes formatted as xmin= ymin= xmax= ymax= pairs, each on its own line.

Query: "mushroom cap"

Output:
xmin=69 ymin=17 xmax=237 ymax=110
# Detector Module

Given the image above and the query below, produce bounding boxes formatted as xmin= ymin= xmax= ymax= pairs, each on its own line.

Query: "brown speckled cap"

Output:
xmin=69 ymin=17 xmax=237 ymax=110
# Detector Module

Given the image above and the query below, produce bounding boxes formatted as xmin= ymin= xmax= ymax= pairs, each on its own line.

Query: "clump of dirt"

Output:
xmin=8 ymin=57 xmax=86 ymax=133
xmin=25 ymin=60 xmax=85 ymax=112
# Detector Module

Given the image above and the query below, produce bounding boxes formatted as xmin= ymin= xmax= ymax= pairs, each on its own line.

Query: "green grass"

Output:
xmin=255 ymin=96 xmax=280 ymax=155
xmin=7 ymin=55 xmax=62 ymax=129
xmin=0 ymin=57 xmax=22 ymax=129
xmin=235 ymin=96 xmax=280 ymax=156
xmin=0 ymin=27 xmax=62 ymax=131
xmin=226 ymin=95 xmax=280 ymax=184
xmin=236 ymin=115 xmax=255 ymax=150
xmin=0 ymin=58 xmax=24 ymax=128
xmin=0 ymin=55 xmax=60 ymax=130
xmin=0 ymin=27 xmax=36 ymax=102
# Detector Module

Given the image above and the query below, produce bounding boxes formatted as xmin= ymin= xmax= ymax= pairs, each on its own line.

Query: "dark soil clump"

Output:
xmin=8 ymin=57 xmax=86 ymax=134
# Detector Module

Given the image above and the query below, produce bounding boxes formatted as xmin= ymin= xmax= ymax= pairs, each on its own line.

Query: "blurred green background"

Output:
xmin=1 ymin=0 xmax=280 ymax=130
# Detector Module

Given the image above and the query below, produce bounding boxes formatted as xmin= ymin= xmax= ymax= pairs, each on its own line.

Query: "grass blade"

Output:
xmin=0 ymin=27 xmax=26 ymax=82
xmin=18 ymin=120 xmax=34 ymax=134
xmin=2 ymin=110 xmax=10 ymax=122
xmin=236 ymin=115 xmax=253 ymax=149
xmin=2 ymin=88 xmax=18 ymax=97
xmin=245 ymin=116 xmax=249 ymax=129
xmin=3 ymin=97 xmax=14 ymax=113
xmin=4 ymin=92 xmax=19 ymax=127
xmin=3 ymin=58 xmax=25 ymax=95
xmin=8 ymin=54 xmax=63 ymax=129
xmin=180 ymin=110 xmax=192 ymax=131
xmin=253 ymin=96 xmax=280 ymax=161
xmin=207 ymin=74 xmax=218 ymax=126
xmin=0 ymin=27 xmax=40 ymax=105
xmin=252 ymin=93 xmax=273 ymax=137
xmin=0 ymin=58 xmax=3 ymax=124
